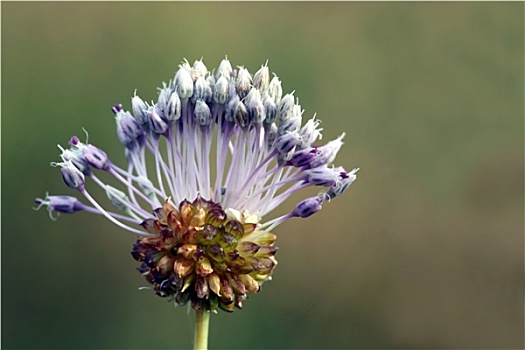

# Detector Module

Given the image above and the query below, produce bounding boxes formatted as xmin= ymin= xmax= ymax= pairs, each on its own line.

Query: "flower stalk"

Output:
xmin=194 ymin=310 xmax=210 ymax=350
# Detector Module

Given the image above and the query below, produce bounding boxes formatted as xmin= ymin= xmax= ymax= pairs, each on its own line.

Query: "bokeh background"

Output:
xmin=2 ymin=2 xmax=523 ymax=349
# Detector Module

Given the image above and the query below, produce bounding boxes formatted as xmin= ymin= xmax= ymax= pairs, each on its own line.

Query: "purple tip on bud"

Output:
xmin=68 ymin=136 xmax=81 ymax=147
xmin=112 ymin=104 xmax=123 ymax=114
xmin=60 ymin=161 xmax=85 ymax=190
xmin=292 ymin=196 xmax=323 ymax=218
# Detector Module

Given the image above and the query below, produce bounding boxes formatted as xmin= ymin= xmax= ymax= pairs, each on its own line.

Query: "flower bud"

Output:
xmin=277 ymin=93 xmax=295 ymax=122
xmin=287 ymin=147 xmax=317 ymax=168
xmin=59 ymin=146 xmax=89 ymax=175
xmin=59 ymin=161 xmax=85 ymax=190
xmin=174 ymin=65 xmax=193 ymax=99
xmin=233 ymin=100 xmax=248 ymax=128
xmin=166 ymin=91 xmax=181 ymax=121
xmin=147 ymin=106 xmax=169 ymax=134
xmin=192 ymin=59 xmax=208 ymax=80
xmin=246 ymin=88 xmax=265 ymax=125
xmin=263 ymin=93 xmax=277 ymax=125
xmin=115 ymin=110 xmax=144 ymax=146
xmin=131 ymin=94 xmax=149 ymax=126
xmin=83 ymin=144 xmax=110 ymax=170
xmin=274 ymin=132 xmax=300 ymax=155
xmin=268 ymin=75 xmax=282 ymax=105
xmin=292 ymin=196 xmax=323 ymax=218
xmin=325 ymin=168 xmax=358 ymax=199
xmin=225 ymin=94 xmax=240 ymax=123
xmin=213 ymin=75 xmax=229 ymax=105
xmin=253 ymin=64 xmax=269 ymax=94
xmin=157 ymin=84 xmax=172 ymax=112
xmin=235 ymin=67 xmax=252 ymax=99
xmin=298 ymin=116 xmax=322 ymax=149
xmin=192 ymin=76 xmax=207 ymax=103
xmin=194 ymin=99 xmax=212 ymax=127
xmin=305 ymin=134 xmax=344 ymax=169
xmin=305 ymin=167 xmax=338 ymax=187
xmin=216 ymin=57 xmax=233 ymax=80
xmin=34 ymin=195 xmax=85 ymax=215
xmin=278 ymin=115 xmax=302 ymax=135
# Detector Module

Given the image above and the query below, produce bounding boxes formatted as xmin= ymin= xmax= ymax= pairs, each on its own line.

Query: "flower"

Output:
xmin=35 ymin=58 xmax=358 ymax=313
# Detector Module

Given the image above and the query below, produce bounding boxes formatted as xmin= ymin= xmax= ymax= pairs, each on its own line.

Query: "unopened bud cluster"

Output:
xmin=132 ymin=197 xmax=277 ymax=312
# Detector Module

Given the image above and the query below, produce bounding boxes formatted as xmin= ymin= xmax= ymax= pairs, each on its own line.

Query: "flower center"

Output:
xmin=131 ymin=196 xmax=278 ymax=312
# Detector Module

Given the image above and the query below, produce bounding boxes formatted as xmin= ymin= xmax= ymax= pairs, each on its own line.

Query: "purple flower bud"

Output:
xmin=289 ymin=134 xmax=344 ymax=169
xmin=35 ymin=195 xmax=85 ymax=214
xmin=194 ymin=100 xmax=212 ymax=126
xmin=59 ymin=147 xmax=90 ymax=174
xmin=274 ymin=132 xmax=300 ymax=155
xmin=288 ymin=147 xmax=317 ymax=168
xmin=83 ymin=144 xmax=110 ymax=170
xmin=60 ymin=161 xmax=85 ymax=190
xmin=305 ymin=167 xmax=339 ymax=187
xmin=115 ymin=110 xmax=144 ymax=146
xmin=292 ymin=196 xmax=323 ymax=218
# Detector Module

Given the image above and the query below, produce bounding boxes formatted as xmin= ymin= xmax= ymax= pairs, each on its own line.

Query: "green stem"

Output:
xmin=194 ymin=310 xmax=210 ymax=350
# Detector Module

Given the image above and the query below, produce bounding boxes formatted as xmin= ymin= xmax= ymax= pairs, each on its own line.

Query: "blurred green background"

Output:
xmin=2 ymin=2 xmax=523 ymax=349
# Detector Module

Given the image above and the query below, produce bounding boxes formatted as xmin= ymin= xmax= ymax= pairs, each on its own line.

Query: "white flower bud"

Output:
xmin=277 ymin=93 xmax=294 ymax=123
xmin=268 ymin=75 xmax=282 ymax=105
xmin=216 ymin=57 xmax=233 ymax=80
xmin=235 ymin=67 xmax=252 ymax=99
xmin=213 ymin=75 xmax=229 ymax=105
xmin=174 ymin=66 xmax=193 ymax=99
xmin=253 ymin=64 xmax=269 ymax=94
xmin=194 ymin=99 xmax=212 ymax=126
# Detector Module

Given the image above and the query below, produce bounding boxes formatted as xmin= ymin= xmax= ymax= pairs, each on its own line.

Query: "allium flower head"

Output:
xmin=36 ymin=58 xmax=358 ymax=313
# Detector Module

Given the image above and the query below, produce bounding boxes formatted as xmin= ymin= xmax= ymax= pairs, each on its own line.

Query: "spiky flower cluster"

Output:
xmin=35 ymin=58 xmax=358 ymax=312
xmin=132 ymin=196 xmax=277 ymax=312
